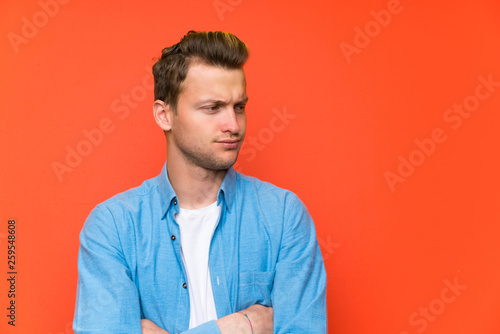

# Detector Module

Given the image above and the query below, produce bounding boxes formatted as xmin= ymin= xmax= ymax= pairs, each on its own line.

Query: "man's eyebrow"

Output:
xmin=196 ymin=97 xmax=249 ymax=105
xmin=237 ymin=96 xmax=249 ymax=104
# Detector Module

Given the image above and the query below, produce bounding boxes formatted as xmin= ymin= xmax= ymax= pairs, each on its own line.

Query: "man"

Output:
xmin=73 ymin=30 xmax=327 ymax=333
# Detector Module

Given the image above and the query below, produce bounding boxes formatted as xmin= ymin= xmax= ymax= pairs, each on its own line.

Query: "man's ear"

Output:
xmin=153 ymin=100 xmax=174 ymax=132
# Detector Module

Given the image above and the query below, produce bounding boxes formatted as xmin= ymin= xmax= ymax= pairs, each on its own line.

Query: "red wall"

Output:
xmin=1 ymin=0 xmax=500 ymax=333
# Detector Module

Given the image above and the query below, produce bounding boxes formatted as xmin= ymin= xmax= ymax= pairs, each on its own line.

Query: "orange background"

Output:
xmin=1 ymin=0 xmax=500 ymax=333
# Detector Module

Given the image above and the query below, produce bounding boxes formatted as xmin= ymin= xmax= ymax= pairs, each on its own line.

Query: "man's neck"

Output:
xmin=166 ymin=159 xmax=227 ymax=210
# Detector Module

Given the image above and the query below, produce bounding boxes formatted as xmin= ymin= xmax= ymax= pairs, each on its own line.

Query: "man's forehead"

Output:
xmin=181 ymin=62 xmax=246 ymax=95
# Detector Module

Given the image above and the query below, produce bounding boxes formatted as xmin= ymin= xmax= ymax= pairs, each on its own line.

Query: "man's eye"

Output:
xmin=205 ymin=105 xmax=220 ymax=111
xmin=235 ymin=105 xmax=246 ymax=112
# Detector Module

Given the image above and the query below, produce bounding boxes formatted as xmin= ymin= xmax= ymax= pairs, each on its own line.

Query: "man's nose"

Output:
xmin=221 ymin=108 xmax=240 ymax=134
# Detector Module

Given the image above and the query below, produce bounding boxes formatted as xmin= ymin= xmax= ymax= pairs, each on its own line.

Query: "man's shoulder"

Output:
xmin=233 ymin=171 xmax=314 ymax=229
xmin=234 ymin=170 xmax=302 ymax=204
xmin=95 ymin=174 xmax=161 ymax=211
xmin=235 ymin=170 xmax=287 ymax=191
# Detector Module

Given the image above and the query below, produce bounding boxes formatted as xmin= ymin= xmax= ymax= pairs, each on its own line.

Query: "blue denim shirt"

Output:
xmin=73 ymin=163 xmax=327 ymax=333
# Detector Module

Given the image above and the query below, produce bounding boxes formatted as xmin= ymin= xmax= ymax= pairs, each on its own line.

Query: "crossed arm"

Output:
xmin=141 ymin=304 xmax=273 ymax=334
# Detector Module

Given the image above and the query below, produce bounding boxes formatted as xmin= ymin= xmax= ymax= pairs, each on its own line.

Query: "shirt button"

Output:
xmin=171 ymin=235 xmax=176 ymax=241
xmin=174 ymin=200 xmax=178 ymax=205
xmin=182 ymin=283 xmax=187 ymax=289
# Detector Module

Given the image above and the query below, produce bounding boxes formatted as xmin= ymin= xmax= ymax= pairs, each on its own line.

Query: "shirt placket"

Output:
xmin=167 ymin=199 xmax=191 ymax=333
xmin=208 ymin=200 xmax=235 ymax=318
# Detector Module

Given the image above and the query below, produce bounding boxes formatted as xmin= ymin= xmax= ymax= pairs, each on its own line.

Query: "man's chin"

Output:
xmin=214 ymin=152 xmax=240 ymax=170
xmin=212 ymin=159 xmax=237 ymax=171
xmin=186 ymin=150 xmax=240 ymax=171
xmin=200 ymin=156 xmax=237 ymax=171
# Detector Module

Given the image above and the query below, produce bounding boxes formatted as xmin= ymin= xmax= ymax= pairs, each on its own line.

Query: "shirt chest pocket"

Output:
xmin=238 ymin=271 xmax=275 ymax=309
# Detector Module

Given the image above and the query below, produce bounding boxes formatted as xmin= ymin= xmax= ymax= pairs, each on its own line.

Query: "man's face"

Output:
xmin=168 ymin=62 xmax=247 ymax=170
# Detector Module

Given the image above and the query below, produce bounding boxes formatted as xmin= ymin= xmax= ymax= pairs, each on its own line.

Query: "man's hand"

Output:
xmin=141 ymin=319 xmax=171 ymax=334
xmin=242 ymin=304 xmax=273 ymax=333
xmin=217 ymin=304 xmax=273 ymax=334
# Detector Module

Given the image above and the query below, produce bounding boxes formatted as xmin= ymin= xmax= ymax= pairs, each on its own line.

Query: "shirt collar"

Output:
xmin=158 ymin=162 xmax=237 ymax=217
xmin=218 ymin=166 xmax=236 ymax=212
xmin=158 ymin=162 xmax=178 ymax=217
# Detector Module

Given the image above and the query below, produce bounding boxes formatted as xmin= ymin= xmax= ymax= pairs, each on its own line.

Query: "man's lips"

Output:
xmin=216 ymin=139 xmax=241 ymax=148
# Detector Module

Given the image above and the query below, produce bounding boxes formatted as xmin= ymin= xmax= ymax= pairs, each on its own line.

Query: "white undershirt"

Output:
xmin=175 ymin=201 xmax=220 ymax=329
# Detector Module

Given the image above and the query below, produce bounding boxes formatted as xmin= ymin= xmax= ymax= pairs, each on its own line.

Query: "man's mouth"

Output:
xmin=216 ymin=139 xmax=241 ymax=149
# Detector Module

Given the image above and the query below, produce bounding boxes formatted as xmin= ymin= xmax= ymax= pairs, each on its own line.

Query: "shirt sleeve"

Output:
xmin=73 ymin=205 xmax=143 ymax=334
xmin=179 ymin=320 xmax=221 ymax=334
xmin=271 ymin=193 xmax=328 ymax=333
